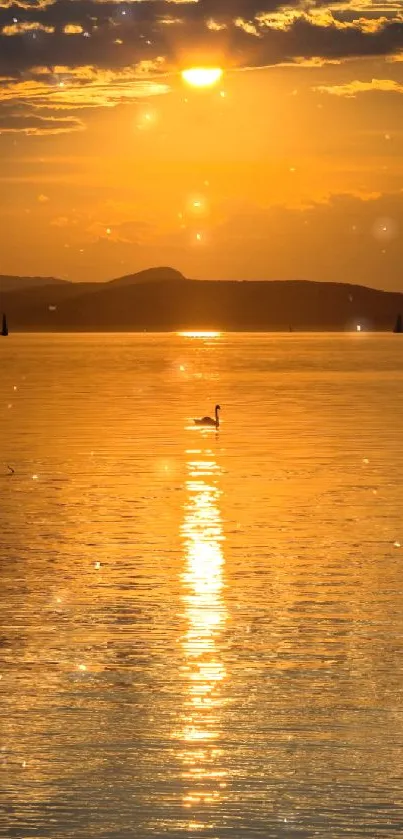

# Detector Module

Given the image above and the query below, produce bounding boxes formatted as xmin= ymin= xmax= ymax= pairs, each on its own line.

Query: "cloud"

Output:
xmin=86 ymin=216 xmax=152 ymax=243
xmin=0 ymin=0 xmax=403 ymax=77
xmin=0 ymin=0 xmax=403 ymax=132
xmin=0 ymin=109 xmax=84 ymax=133
xmin=5 ymin=189 xmax=403 ymax=288
xmin=2 ymin=20 xmax=54 ymax=34
xmin=314 ymin=77 xmax=403 ymax=95
xmin=235 ymin=17 xmax=262 ymax=36
xmin=0 ymin=63 xmax=170 ymax=114
xmin=63 ymin=24 xmax=84 ymax=34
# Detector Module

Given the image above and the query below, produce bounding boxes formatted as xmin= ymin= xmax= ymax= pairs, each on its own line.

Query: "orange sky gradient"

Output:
xmin=1 ymin=0 xmax=403 ymax=290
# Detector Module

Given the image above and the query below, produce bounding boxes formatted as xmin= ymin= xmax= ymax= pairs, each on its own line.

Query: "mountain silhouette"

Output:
xmin=1 ymin=268 xmax=402 ymax=331
xmin=0 ymin=274 xmax=69 ymax=293
xmin=109 ymin=267 xmax=186 ymax=286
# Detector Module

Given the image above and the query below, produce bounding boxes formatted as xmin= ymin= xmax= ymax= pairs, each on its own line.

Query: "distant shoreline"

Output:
xmin=2 ymin=271 xmax=402 ymax=332
xmin=3 ymin=328 xmax=399 ymax=335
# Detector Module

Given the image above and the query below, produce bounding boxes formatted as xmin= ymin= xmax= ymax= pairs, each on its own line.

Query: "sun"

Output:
xmin=181 ymin=68 xmax=223 ymax=88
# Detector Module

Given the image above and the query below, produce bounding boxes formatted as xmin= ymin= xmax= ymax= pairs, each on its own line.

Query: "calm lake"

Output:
xmin=1 ymin=333 xmax=403 ymax=838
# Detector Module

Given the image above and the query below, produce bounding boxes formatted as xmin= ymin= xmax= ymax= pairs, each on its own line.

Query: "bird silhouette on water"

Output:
xmin=194 ymin=404 xmax=221 ymax=428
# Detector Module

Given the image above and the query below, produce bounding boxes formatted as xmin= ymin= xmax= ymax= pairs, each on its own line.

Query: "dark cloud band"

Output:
xmin=0 ymin=0 xmax=403 ymax=139
xmin=0 ymin=24 xmax=402 ymax=74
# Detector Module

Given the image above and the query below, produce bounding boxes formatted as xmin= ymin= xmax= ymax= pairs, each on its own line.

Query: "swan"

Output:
xmin=194 ymin=404 xmax=221 ymax=428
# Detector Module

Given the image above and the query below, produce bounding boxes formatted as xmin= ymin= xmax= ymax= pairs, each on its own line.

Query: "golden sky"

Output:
xmin=1 ymin=0 xmax=403 ymax=289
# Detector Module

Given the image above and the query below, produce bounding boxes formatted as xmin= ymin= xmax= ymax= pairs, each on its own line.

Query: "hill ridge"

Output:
xmin=1 ymin=271 xmax=402 ymax=331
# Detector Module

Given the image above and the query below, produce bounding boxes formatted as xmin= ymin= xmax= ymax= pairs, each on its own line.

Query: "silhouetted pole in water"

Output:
xmin=1 ymin=313 xmax=8 ymax=336
xmin=393 ymin=313 xmax=402 ymax=333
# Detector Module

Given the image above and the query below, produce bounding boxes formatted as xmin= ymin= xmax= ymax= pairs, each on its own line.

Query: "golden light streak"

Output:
xmin=175 ymin=447 xmax=228 ymax=818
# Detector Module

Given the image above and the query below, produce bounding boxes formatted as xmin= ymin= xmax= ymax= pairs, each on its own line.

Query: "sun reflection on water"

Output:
xmin=178 ymin=447 xmax=228 ymax=819
xmin=177 ymin=331 xmax=222 ymax=338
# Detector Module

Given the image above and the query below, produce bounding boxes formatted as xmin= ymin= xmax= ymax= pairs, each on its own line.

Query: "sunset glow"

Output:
xmin=181 ymin=68 xmax=223 ymax=88
xmin=1 ymin=0 xmax=402 ymax=291
xmin=178 ymin=332 xmax=222 ymax=338
xmin=2 ymin=0 xmax=403 ymax=826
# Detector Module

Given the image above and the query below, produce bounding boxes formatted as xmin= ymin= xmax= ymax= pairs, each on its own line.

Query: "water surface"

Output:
xmin=1 ymin=333 xmax=403 ymax=838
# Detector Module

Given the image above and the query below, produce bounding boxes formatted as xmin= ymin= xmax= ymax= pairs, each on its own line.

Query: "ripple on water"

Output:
xmin=1 ymin=333 xmax=403 ymax=838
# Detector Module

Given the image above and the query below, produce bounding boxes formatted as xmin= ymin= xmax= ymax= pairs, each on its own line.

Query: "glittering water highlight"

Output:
xmin=1 ymin=332 xmax=403 ymax=838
